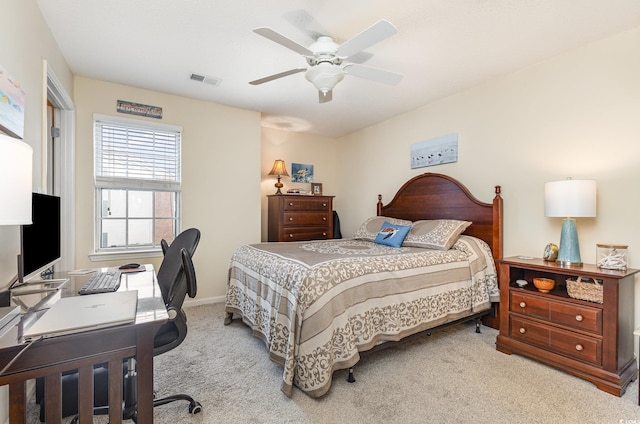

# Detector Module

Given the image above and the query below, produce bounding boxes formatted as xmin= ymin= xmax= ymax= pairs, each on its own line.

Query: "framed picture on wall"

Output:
xmin=311 ymin=183 xmax=323 ymax=195
xmin=0 ymin=65 xmax=26 ymax=139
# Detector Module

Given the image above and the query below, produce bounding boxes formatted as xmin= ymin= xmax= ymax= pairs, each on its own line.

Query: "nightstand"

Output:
xmin=496 ymin=256 xmax=639 ymax=396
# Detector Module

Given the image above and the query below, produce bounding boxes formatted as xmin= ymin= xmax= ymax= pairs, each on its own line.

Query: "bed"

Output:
xmin=224 ymin=172 xmax=503 ymax=398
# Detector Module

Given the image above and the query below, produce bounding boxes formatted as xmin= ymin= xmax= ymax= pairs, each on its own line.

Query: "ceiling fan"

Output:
xmin=249 ymin=19 xmax=403 ymax=103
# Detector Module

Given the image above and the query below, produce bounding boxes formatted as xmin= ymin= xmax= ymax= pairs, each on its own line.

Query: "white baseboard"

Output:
xmin=183 ymin=295 xmax=225 ymax=308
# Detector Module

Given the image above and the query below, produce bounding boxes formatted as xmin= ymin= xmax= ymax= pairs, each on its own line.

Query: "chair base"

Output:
xmin=154 ymin=393 xmax=203 ymax=414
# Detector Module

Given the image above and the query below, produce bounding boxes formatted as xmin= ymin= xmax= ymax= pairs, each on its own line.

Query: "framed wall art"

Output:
xmin=0 ymin=65 xmax=26 ymax=139
xmin=410 ymin=133 xmax=458 ymax=169
xmin=291 ymin=162 xmax=314 ymax=183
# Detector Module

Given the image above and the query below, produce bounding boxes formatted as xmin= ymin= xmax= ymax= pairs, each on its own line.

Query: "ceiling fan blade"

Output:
xmin=319 ymin=90 xmax=332 ymax=103
xmin=348 ymin=51 xmax=374 ymax=64
xmin=344 ymin=64 xmax=403 ymax=85
xmin=283 ymin=9 xmax=328 ymax=42
xmin=249 ymin=68 xmax=306 ymax=85
xmin=253 ymin=27 xmax=313 ymax=56
xmin=336 ymin=20 xmax=398 ymax=58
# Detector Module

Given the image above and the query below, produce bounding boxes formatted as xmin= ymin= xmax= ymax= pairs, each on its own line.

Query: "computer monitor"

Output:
xmin=19 ymin=193 xmax=61 ymax=283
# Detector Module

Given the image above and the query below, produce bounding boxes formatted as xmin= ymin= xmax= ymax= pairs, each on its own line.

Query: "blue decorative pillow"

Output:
xmin=374 ymin=221 xmax=411 ymax=248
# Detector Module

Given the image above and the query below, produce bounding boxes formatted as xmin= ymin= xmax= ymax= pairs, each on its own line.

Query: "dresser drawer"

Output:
xmin=283 ymin=197 xmax=331 ymax=211
xmin=510 ymin=317 xmax=602 ymax=365
xmin=283 ymin=212 xmax=331 ymax=226
xmin=511 ymin=291 xmax=602 ymax=334
xmin=283 ymin=227 xmax=331 ymax=241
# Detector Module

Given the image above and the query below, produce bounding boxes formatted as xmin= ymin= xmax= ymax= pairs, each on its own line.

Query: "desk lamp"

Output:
xmin=0 ymin=133 xmax=33 ymax=306
xmin=268 ymin=159 xmax=289 ymax=195
xmin=544 ymin=178 xmax=596 ymax=267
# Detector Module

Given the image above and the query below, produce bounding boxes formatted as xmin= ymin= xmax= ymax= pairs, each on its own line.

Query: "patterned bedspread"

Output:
xmin=225 ymin=235 xmax=499 ymax=398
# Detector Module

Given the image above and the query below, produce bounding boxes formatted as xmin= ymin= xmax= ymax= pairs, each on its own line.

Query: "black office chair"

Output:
xmin=37 ymin=228 xmax=202 ymax=422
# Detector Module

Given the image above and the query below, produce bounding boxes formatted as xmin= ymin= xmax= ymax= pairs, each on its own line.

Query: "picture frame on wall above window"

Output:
xmin=311 ymin=183 xmax=323 ymax=196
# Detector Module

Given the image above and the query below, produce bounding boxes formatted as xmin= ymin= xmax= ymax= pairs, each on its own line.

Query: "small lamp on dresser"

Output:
xmin=268 ymin=159 xmax=289 ymax=195
xmin=544 ymin=178 xmax=596 ymax=267
xmin=0 ymin=133 xmax=33 ymax=306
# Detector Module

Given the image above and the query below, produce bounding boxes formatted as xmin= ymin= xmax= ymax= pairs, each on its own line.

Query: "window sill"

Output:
xmin=89 ymin=249 xmax=163 ymax=262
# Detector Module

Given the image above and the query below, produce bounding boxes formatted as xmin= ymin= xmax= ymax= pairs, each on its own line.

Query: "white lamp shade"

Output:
xmin=544 ymin=179 xmax=596 ymax=218
xmin=0 ymin=133 xmax=33 ymax=225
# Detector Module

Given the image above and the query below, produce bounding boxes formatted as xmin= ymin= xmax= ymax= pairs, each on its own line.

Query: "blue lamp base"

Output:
xmin=557 ymin=218 xmax=582 ymax=267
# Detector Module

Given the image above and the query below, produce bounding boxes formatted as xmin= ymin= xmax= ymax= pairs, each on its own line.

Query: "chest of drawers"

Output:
xmin=496 ymin=257 xmax=639 ymax=396
xmin=267 ymin=195 xmax=334 ymax=242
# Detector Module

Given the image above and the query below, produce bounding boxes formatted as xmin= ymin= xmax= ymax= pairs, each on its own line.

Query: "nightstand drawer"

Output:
xmin=511 ymin=291 xmax=602 ymax=334
xmin=511 ymin=292 xmax=549 ymax=320
xmin=283 ymin=212 xmax=331 ymax=226
xmin=549 ymin=301 xmax=601 ymax=335
xmin=510 ymin=317 xmax=601 ymax=365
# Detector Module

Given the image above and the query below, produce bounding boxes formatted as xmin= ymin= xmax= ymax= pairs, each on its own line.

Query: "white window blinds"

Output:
xmin=95 ymin=116 xmax=181 ymax=191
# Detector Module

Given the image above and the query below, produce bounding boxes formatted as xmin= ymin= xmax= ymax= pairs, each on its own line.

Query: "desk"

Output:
xmin=0 ymin=266 xmax=168 ymax=424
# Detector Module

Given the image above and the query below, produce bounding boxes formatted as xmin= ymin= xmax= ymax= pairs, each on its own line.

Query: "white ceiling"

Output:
xmin=36 ymin=0 xmax=640 ymax=137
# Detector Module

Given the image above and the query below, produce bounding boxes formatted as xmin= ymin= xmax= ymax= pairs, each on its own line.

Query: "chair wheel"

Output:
xmin=189 ymin=402 xmax=203 ymax=414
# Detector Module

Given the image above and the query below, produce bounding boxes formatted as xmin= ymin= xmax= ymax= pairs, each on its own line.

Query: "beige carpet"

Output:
xmin=28 ymin=302 xmax=640 ymax=423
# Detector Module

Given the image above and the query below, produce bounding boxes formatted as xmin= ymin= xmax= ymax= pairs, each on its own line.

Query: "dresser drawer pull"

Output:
xmin=575 ymin=314 xmax=583 ymax=322
xmin=519 ymin=302 xmax=526 ymax=308
xmin=289 ymin=202 xmax=294 ymax=206
xmin=322 ymin=217 xmax=327 ymax=221
xmin=519 ymin=327 xmax=526 ymax=334
xmin=322 ymin=232 xmax=327 ymax=236
xmin=289 ymin=234 xmax=293 ymax=238
xmin=289 ymin=217 xmax=294 ymax=221
xmin=575 ymin=344 xmax=584 ymax=351
xmin=322 ymin=203 xmax=327 ymax=207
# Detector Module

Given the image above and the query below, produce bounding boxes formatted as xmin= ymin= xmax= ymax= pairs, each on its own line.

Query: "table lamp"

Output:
xmin=544 ymin=178 xmax=596 ymax=267
xmin=268 ymin=159 xmax=289 ymax=195
xmin=0 ymin=133 xmax=33 ymax=306
xmin=0 ymin=134 xmax=33 ymax=225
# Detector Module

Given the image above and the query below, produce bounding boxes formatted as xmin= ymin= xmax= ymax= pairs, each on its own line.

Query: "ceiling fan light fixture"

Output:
xmin=305 ymin=63 xmax=345 ymax=94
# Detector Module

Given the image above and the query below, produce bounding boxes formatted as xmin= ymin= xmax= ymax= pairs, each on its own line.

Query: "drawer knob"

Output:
xmin=575 ymin=344 xmax=584 ymax=351
xmin=289 ymin=217 xmax=294 ymax=221
xmin=289 ymin=234 xmax=293 ymax=238
xmin=322 ymin=203 xmax=327 ymax=207
xmin=322 ymin=217 xmax=327 ymax=221
xmin=322 ymin=232 xmax=327 ymax=236
xmin=289 ymin=202 xmax=294 ymax=206
xmin=575 ymin=314 xmax=583 ymax=322
xmin=519 ymin=302 xmax=526 ymax=308
xmin=519 ymin=327 xmax=526 ymax=334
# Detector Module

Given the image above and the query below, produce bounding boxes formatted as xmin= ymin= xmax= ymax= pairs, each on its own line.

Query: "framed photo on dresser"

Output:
xmin=311 ymin=182 xmax=322 ymax=195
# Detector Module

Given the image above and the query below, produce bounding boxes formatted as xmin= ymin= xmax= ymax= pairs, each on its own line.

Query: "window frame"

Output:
xmin=92 ymin=114 xmax=182 ymax=258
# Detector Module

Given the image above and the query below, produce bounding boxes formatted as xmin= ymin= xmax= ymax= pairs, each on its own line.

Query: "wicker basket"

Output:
xmin=566 ymin=276 xmax=603 ymax=303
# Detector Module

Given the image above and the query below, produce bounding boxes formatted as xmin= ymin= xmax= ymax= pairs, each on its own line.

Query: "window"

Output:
xmin=94 ymin=114 xmax=181 ymax=253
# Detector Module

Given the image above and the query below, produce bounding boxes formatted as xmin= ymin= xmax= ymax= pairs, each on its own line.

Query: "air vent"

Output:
xmin=190 ymin=73 xmax=221 ymax=86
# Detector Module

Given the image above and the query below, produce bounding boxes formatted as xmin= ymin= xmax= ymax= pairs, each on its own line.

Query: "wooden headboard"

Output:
xmin=377 ymin=172 xmax=503 ymax=262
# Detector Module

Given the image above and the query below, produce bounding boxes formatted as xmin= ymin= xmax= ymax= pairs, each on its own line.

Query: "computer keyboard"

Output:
xmin=78 ymin=270 xmax=122 ymax=295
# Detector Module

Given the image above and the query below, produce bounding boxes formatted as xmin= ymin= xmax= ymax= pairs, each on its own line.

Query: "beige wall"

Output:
xmin=333 ymin=27 xmax=640 ymax=323
xmin=73 ymin=77 xmax=262 ymax=302
xmin=0 ymin=0 xmax=74 ymax=420
xmin=260 ymin=127 xmax=338 ymax=241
